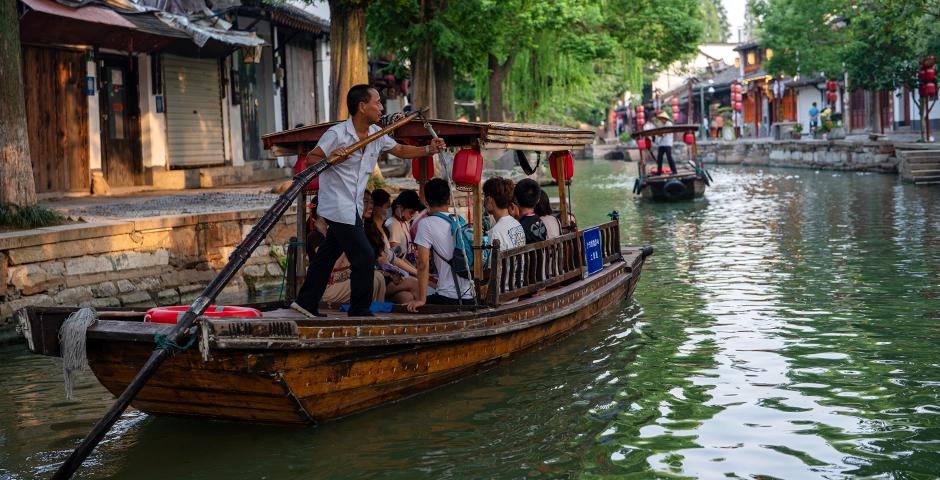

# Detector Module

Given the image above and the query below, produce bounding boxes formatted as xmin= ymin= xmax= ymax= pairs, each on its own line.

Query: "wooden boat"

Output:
xmin=631 ymin=124 xmax=712 ymax=201
xmin=17 ymin=118 xmax=652 ymax=425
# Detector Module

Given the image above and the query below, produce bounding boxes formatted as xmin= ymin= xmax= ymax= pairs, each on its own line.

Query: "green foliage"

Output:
xmin=700 ymin=0 xmax=731 ymax=43
xmin=760 ymin=0 xmax=940 ymax=93
xmin=0 ymin=203 xmax=65 ymax=229
xmin=368 ymin=0 xmax=702 ymax=125
xmin=760 ymin=0 xmax=846 ymax=77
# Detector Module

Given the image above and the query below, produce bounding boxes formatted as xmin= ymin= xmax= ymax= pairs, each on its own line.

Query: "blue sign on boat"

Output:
xmin=582 ymin=226 xmax=603 ymax=277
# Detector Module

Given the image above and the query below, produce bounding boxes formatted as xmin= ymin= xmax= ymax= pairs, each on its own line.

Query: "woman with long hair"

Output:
xmin=363 ymin=190 xmax=421 ymax=303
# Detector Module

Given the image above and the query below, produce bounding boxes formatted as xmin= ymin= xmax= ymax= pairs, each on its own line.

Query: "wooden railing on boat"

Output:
xmin=484 ymin=220 xmax=622 ymax=306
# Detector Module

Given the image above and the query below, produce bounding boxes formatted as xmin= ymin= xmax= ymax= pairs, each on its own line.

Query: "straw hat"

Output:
xmin=655 ymin=111 xmax=671 ymax=122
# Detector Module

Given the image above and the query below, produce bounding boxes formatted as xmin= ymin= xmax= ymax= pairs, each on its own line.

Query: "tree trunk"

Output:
xmin=328 ymin=1 xmax=370 ymax=121
xmin=434 ymin=57 xmax=454 ymax=120
xmin=412 ymin=38 xmax=436 ymax=117
xmin=487 ymin=53 xmax=515 ymax=122
xmin=0 ymin=0 xmax=37 ymax=207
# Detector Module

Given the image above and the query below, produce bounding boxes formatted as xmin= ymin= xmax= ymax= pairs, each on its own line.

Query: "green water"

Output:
xmin=2 ymin=162 xmax=939 ymax=479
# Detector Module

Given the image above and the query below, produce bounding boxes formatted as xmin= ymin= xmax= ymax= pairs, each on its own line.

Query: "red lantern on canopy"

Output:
xmin=926 ymin=68 xmax=936 ymax=82
xmin=451 ymin=148 xmax=483 ymax=188
xmin=671 ymin=98 xmax=679 ymax=107
xmin=295 ymin=153 xmax=319 ymax=191
xmin=683 ymin=132 xmax=695 ymax=145
xmin=411 ymin=156 xmax=434 ymax=181
xmin=549 ymin=151 xmax=574 ymax=182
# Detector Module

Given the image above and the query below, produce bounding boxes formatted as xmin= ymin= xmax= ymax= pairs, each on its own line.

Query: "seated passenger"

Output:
xmin=483 ymin=177 xmax=525 ymax=251
xmin=535 ymin=190 xmax=561 ymax=239
xmin=386 ymin=189 xmax=425 ymax=261
xmin=364 ymin=190 xmax=421 ymax=303
xmin=406 ymin=178 xmax=476 ymax=311
xmin=513 ymin=178 xmax=547 ymax=244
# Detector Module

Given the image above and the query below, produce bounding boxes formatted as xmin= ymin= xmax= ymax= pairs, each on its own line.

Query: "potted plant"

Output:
xmin=791 ymin=123 xmax=803 ymax=139
xmin=828 ymin=113 xmax=846 ymax=139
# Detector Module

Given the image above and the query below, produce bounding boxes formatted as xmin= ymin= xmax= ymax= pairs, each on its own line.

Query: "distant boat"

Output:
xmin=631 ymin=124 xmax=712 ymax=201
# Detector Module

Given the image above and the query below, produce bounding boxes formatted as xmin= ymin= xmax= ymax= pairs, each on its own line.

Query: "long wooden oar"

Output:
xmin=52 ymin=108 xmax=425 ymax=480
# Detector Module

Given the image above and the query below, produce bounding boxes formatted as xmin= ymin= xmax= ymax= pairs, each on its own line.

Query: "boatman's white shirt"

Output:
xmin=314 ymin=119 xmax=398 ymax=225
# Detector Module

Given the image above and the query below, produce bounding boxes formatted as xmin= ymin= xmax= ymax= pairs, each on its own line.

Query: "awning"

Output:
xmin=19 ymin=0 xmax=185 ymax=52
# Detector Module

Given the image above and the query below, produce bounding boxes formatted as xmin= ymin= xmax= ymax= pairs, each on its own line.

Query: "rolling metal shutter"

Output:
xmin=164 ymin=54 xmax=225 ymax=167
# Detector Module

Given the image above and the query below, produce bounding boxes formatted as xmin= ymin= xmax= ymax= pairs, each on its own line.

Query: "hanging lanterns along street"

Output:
xmin=549 ymin=151 xmax=574 ymax=182
xmin=671 ymin=98 xmax=679 ymax=107
xmin=683 ymin=132 xmax=695 ymax=145
xmin=411 ymin=156 xmax=434 ymax=181
xmin=920 ymin=60 xmax=937 ymax=99
xmin=452 ymin=148 xmax=483 ymax=189
xmin=826 ymin=79 xmax=839 ymax=105
xmin=734 ymin=101 xmax=743 ymax=111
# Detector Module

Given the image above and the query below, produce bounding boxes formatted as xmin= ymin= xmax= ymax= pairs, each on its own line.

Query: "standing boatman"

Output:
xmin=291 ymin=84 xmax=446 ymax=317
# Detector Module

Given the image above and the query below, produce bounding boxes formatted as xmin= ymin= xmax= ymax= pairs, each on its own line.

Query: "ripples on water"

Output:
xmin=1 ymin=163 xmax=939 ymax=479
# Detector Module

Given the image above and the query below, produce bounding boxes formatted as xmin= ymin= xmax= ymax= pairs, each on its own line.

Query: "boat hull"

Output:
xmin=640 ymin=175 xmax=705 ymax=201
xmin=28 ymin=249 xmax=647 ymax=425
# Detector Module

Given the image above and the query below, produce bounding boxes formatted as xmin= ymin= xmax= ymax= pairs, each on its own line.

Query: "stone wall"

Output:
xmin=0 ymin=209 xmax=296 ymax=328
xmin=697 ymin=139 xmax=899 ymax=172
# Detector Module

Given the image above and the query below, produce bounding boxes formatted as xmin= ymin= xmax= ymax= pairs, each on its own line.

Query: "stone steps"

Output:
xmin=897 ymin=149 xmax=940 ymax=184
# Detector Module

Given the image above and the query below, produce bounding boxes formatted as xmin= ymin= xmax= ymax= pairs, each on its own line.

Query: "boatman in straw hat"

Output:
xmin=292 ymin=84 xmax=446 ymax=318
xmin=653 ymin=110 xmax=678 ymax=176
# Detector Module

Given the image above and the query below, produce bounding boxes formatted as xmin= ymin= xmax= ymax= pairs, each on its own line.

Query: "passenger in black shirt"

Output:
xmin=513 ymin=178 xmax=547 ymax=244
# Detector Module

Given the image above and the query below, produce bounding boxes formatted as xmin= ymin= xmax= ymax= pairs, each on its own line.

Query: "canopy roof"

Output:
xmin=262 ymin=119 xmax=595 ymax=156
xmin=632 ymin=124 xmax=700 ymax=138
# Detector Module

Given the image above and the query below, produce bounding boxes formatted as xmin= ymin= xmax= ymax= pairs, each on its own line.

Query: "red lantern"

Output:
xmin=295 ymin=153 xmax=319 ymax=191
xmin=549 ymin=151 xmax=574 ymax=182
xmin=638 ymin=138 xmax=650 ymax=150
xmin=411 ymin=156 xmax=434 ymax=180
xmin=683 ymin=132 xmax=695 ymax=145
xmin=383 ymin=73 xmax=395 ymax=82
xmin=926 ymin=68 xmax=936 ymax=81
xmin=734 ymin=93 xmax=742 ymax=102
xmin=671 ymin=98 xmax=679 ymax=107
xmin=926 ymin=82 xmax=937 ymax=97
xmin=637 ymin=118 xmax=645 ymax=128
xmin=731 ymin=83 xmax=740 ymax=94
xmin=826 ymin=80 xmax=837 ymax=92
xmin=637 ymin=105 xmax=644 ymax=114
xmin=734 ymin=102 xmax=743 ymax=111
xmin=399 ymin=79 xmax=410 ymax=95
xmin=672 ymin=106 xmax=680 ymax=115
xmin=451 ymin=148 xmax=483 ymax=188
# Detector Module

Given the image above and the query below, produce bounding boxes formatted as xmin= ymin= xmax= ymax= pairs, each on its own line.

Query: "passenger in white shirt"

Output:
xmin=482 ymin=177 xmax=525 ymax=251
xmin=292 ymin=84 xmax=446 ymax=318
xmin=407 ymin=178 xmax=476 ymax=312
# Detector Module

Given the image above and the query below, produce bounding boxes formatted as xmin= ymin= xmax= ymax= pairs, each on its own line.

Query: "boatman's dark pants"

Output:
xmin=657 ymin=146 xmax=677 ymax=174
xmin=296 ymin=216 xmax=375 ymax=316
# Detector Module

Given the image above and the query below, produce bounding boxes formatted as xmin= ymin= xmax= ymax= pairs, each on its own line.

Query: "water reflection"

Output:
xmin=1 ymin=162 xmax=939 ymax=479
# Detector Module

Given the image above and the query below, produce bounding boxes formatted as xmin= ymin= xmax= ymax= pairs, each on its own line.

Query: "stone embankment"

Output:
xmin=0 ymin=209 xmax=294 ymax=329
xmin=696 ymin=139 xmax=898 ymax=172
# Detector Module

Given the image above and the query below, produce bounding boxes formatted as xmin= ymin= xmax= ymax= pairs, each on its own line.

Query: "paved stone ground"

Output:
xmin=45 ymin=176 xmax=424 ymax=221
xmin=50 ymin=186 xmax=281 ymax=221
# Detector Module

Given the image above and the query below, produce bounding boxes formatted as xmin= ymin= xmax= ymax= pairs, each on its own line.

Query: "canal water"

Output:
xmin=2 ymin=162 xmax=939 ymax=479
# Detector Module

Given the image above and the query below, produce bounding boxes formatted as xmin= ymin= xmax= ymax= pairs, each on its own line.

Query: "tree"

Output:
xmin=329 ymin=0 xmax=372 ymax=120
xmin=760 ymin=0 xmax=847 ymax=77
xmin=742 ymin=0 xmax=766 ymax=41
xmin=701 ymin=0 xmax=730 ymax=43
xmin=0 ymin=0 xmax=38 ymax=208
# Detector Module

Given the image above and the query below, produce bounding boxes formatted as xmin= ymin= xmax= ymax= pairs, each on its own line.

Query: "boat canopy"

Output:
xmin=631 ymin=124 xmax=700 ymax=139
xmin=262 ymin=119 xmax=596 ymax=156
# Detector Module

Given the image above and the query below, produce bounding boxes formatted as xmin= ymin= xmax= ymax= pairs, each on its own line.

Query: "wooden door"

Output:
xmin=99 ymin=56 xmax=142 ymax=187
xmin=22 ymin=46 xmax=89 ymax=194
xmin=237 ymin=50 xmax=263 ymax=162
xmin=850 ymin=89 xmax=867 ymax=131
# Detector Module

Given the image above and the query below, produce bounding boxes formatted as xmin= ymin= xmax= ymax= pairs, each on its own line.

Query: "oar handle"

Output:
xmin=52 ymin=107 xmax=428 ymax=480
